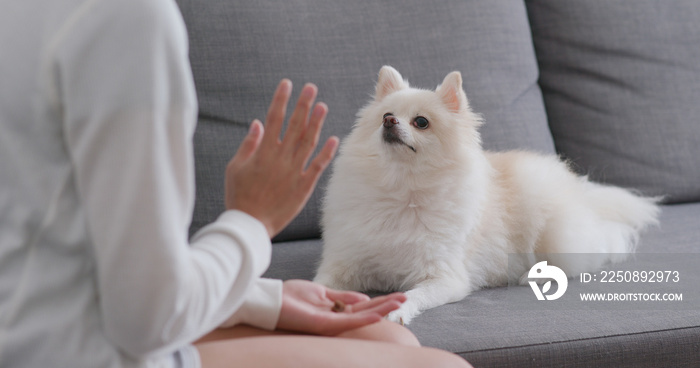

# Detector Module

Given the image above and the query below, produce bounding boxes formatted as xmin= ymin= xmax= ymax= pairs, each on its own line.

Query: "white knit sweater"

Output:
xmin=0 ymin=0 xmax=282 ymax=366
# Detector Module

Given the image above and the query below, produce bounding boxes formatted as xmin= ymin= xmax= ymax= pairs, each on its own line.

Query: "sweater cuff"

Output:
xmin=219 ymin=278 xmax=283 ymax=330
xmin=211 ymin=210 xmax=272 ymax=276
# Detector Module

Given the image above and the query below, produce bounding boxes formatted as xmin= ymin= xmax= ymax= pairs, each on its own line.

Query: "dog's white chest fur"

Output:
xmin=319 ymin=165 xmax=472 ymax=293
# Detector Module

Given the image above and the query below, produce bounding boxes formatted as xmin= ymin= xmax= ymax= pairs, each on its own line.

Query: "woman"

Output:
xmin=0 ymin=0 xmax=471 ymax=366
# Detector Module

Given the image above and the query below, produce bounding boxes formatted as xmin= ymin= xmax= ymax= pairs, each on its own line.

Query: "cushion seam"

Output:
xmin=455 ymin=324 xmax=700 ymax=355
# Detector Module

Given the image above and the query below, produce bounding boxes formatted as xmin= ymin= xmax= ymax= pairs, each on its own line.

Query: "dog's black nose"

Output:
xmin=383 ymin=115 xmax=399 ymax=128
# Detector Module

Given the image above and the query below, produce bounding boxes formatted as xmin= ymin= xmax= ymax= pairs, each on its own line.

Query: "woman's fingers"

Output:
xmin=262 ymin=79 xmax=293 ymax=147
xmin=282 ymin=83 xmax=318 ymax=149
xmin=325 ymin=288 xmax=371 ymax=306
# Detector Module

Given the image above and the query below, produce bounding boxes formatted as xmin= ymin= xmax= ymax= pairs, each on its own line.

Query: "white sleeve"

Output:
xmin=55 ymin=0 xmax=281 ymax=359
xmin=218 ymin=277 xmax=284 ymax=331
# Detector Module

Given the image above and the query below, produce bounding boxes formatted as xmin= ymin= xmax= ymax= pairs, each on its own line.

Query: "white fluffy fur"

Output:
xmin=314 ymin=66 xmax=660 ymax=324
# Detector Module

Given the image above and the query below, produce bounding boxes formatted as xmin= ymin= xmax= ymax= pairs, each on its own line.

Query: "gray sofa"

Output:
xmin=177 ymin=0 xmax=700 ymax=366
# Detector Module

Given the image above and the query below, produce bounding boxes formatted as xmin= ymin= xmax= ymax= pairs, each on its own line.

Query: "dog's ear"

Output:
xmin=437 ymin=71 xmax=467 ymax=113
xmin=375 ymin=66 xmax=408 ymax=101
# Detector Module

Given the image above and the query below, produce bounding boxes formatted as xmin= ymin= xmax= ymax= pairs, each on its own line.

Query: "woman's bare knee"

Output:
xmin=337 ymin=319 xmax=420 ymax=346
xmin=198 ymin=320 xmax=420 ymax=347
xmin=196 ymin=335 xmax=472 ymax=368
xmin=195 ymin=325 xmax=290 ymax=344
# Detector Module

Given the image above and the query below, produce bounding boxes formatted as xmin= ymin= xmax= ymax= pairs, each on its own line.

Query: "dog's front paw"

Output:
xmin=386 ymin=302 xmax=420 ymax=326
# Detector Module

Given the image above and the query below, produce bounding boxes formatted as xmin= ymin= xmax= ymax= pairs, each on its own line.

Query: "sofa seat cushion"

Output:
xmin=264 ymin=203 xmax=700 ymax=367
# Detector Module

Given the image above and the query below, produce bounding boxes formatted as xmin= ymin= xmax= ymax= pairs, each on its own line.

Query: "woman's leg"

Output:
xmin=196 ymin=320 xmax=419 ymax=347
xmin=196 ymin=333 xmax=471 ymax=368
xmin=337 ymin=319 xmax=421 ymax=346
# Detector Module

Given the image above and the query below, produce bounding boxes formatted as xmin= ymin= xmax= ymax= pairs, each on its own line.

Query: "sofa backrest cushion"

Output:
xmin=178 ymin=0 xmax=554 ymax=240
xmin=527 ymin=0 xmax=700 ymax=204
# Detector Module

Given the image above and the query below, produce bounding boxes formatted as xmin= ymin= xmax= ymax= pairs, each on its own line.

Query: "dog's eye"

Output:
xmin=383 ymin=113 xmax=393 ymax=119
xmin=413 ymin=116 xmax=429 ymax=130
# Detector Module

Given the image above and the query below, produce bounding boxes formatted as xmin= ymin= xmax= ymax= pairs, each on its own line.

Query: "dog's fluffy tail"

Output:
xmin=543 ymin=181 xmax=661 ymax=276
xmin=583 ymin=180 xmax=661 ymax=255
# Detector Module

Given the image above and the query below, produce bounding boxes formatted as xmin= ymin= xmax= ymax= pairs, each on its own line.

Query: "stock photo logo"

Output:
xmin=527 ymin=261 xmax=568 ymax=301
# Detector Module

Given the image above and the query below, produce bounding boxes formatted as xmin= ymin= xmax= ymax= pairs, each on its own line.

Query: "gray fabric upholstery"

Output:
xmin=457 ymin=326 xmax=700 ymax=368
xmin=180 ymin=0 xmax=555 ymax=240
xmin=263 ymin=203 xmax=700 ymax=367
xmin=526 ymin=0 xmax=700 ymax=203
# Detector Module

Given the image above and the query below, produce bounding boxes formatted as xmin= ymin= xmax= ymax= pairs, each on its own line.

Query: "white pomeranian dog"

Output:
xmin=314 ymin=66 xmax=660 ymax=324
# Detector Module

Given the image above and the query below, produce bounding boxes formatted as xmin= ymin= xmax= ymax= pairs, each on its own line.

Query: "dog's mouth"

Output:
xmin=382 ymin=129 xmax=416 ymax=153
xmin=382 ymin=114 xmax=417 ymax=153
